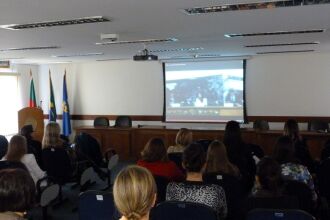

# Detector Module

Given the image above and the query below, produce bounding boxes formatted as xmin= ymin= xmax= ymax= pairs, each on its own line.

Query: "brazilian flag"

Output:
xmin=49 ymin=70 xmax=57 ymax=122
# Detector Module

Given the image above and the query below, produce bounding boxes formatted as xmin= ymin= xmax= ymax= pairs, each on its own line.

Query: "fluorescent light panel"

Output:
xmin=245 ymin=42 xmax=320 ymax=47
xmin=96 ymin=38 xmax=178 ymax=45
xmin=0 ymin=16 xmax=110 ymax=30
xmin=52 ymin=52 xmax=104 ymax=58
xmin=257 ymin=49 xmax=315 ymax=54
xmin=183 ymin=0 xmax=330 ymax=15
xmin=150 ymin=47 xmax=203 ymax=53
xmin=0 ymin=46 xmax=60 ymax=52
xmin=225 ymin=29 xmax=325 ymax=38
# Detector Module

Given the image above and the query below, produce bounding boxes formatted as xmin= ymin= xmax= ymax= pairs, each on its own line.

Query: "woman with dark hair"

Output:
xmin=166 ymin=143 xmax=228 ymax=219
xmin=0 ymin=169 xmax=36 ymax=220
xmin=137 ymin=138 xmax=183 ymax=181
xmin=283 ymin=119 xmax=315 ymax=173
xmin=224 ymin=120 xmax=256 ymax=194
xmin=273 ymin=136 xmax=317 ymax=201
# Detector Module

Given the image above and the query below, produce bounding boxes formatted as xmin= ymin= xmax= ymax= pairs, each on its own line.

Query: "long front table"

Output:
xmin=75 ymin=126 xmax=330 ymax=161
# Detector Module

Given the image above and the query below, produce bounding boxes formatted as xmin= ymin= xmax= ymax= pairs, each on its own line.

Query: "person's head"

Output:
xmin=182 ymin=143 xmax=206 ymax=173
xmin=206 ymin=140 xmax=238 ymax=175
xmin=0 ymin=169 xmax=36 ymax=212
xmin=284 ymin=119 xmax=300 ymax=140
xmin=42 ymin=122 xmax=61 ymax=149
xmin=224 ymin=120 xmax=242 ymax=144
xmin=20 ymin=125 xmax=34 ymax=140
xmin=5 ymin=135 xmax=27 ymax=162
xmin=273 ymin=136 xmax=295 ymax=164
xmin=256 ymin=157 xmax=282 ymax=194
xmin=175 ymin=128 xmax=193 ymax=147
xmin=141 ymin=138 xmax=168 ymax=162
xmin=113 ymin=165 xmax=156 ymax=220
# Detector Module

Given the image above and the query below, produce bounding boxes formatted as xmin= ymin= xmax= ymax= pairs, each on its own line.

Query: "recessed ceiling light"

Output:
xmin=225 ymin=29 xmax=325 ymax=38
xmin=245 ymin=42 xmax=320 ymax=47
xmin=182 ymin=0 xmax=330 ymax=15
xmin=256 ymin=49 xmax=315 ymax=54
xmin=0 ymin=16 xmax=110 ymax=30
xmin=52 ymin=52 xmax=104 ymax=58
xmin=96 ymin=38 xmax=178 ymax=45
xmin=150 ymin=47 xmax=203 ymax=53
xmin=0 ymin=46 xmax=60 ymax=52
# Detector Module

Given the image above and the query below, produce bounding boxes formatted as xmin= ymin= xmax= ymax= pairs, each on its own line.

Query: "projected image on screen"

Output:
xmin=164 ymin=60 xmax=245 ymax=122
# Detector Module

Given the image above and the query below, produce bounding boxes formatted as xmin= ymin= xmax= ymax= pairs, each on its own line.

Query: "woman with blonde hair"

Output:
xmin=113 ymin=165 xmax=157 ymax=220
xmin=42 ymin=122 xmax=63 ymax=149
xmin=205 ymin=140 xmax=240 ymax=177
xmin=167 ymin=128 xmax=193 ymax=153
xmin=3 ymin=135 xmax=45 ymax=184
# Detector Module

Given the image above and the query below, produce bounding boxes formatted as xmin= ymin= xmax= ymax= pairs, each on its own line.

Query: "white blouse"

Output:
xmin=21 ymin=154 xmax=45 ymax=184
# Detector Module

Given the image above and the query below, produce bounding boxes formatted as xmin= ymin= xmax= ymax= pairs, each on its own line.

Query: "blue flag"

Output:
xmin=62 ymin=71 xmax=71 ymax=136
xmin=49 ymin=70 xmax=57 ymax=121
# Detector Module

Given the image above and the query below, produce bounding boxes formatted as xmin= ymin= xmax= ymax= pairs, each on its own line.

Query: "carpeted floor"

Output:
xmin=28 ymin=161 xmax=132 ymax=220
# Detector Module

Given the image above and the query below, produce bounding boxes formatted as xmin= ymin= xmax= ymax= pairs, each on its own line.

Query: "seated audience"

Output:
xmin=113 ymin=165 xmax=156 ymax=220
xmin=137 ymin=138 xmax=183 ymax=181
xmin=283 ymin=119 xmax=315 ymax=173
xmin=2 ymin=135 xmax=45 ymax=184
xmin=20 ymin=125 xmax=43 ymax=169
xmin=0 ymin=169 xmax=36 ymax=220
xmin=0 ymin=135 xmax=8 ymax=159
xmin=167 ymin=128 xmax=192 ymax=153
xmin=273 ymin=136 xmax=317 ymax=201
xmin=166 ymin=143 xmax=227 ymax=219
xmin=224 ymin=120 xmax=256 ymax=194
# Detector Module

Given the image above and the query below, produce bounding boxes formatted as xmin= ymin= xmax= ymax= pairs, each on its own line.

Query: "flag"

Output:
xmin=29 ymin=70 xmax=37 ymax=107
xmin=49 ymin=70 xmax=57 ymax=121
xmin=62 ymin=70 xmax=71 ymax=136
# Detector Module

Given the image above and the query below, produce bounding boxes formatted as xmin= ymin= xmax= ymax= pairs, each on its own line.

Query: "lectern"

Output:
xmin=18 ymin=107 xmax=44 ymax=142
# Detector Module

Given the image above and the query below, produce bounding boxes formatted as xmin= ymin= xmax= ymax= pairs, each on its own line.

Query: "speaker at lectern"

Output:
xmin=18 ymin=107 xmax=44 ymax=142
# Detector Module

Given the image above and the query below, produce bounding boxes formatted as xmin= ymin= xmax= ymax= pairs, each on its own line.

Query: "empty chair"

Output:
xmin=246 ymin=209 xmax=314 ymax=220
xmin=308 ymin=120 xmax=329 ymax=132
xmin=253 ymin=120 xmax=270 ymax=131
xmin=93 ymin=117 xmax=109 ymax=127
xmin=79 ymin=190 xmax=119 ymax=220
xmin=152 ymin=201 xmax=218 ymax=220
xmin=114 ymin=116 xmax=132 ymax=127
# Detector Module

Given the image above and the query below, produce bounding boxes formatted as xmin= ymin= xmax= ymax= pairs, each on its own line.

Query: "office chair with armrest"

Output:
xmin=152 ymin=201 xmax=218 ymax=220
xmin=308 ymin=120 xmax=329 ymax=132
xmin=246 ymin=208 xmax=314 ymax=220
xmin=253 ymin=120 xmax=270 ymax=131
xmin=93 ymin=117 xmax=110 ymax=127
xmin=114 ymin=116 xmax=132 ymax=127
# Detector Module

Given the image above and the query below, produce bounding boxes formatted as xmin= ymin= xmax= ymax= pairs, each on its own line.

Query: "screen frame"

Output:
xmin=162 ymin=60 xmax=247 ymax=123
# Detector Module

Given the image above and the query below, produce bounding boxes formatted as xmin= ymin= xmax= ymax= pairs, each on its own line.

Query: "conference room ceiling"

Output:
xmin=1 ymin=0 xmax=330 ymax=63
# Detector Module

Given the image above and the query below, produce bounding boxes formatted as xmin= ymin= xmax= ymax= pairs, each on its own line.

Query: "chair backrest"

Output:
xmin=283 ymin=180 xmax=313 ymax=213
xmin=42 ymin=147 xmax=73 ymax=184
xmin=0 ymin=160 xmax=28 ymax=171
xmin=93 ymin=117 xmax=109 ymax=127
xmin=167 ymin=152 xmax=183 ymax=170
xmin=246 ymin=209 xmax=314 ymax=220
xmin=40 ymin=183 xmax=60 ymax=207
xmin=152 ymin=201 xmax=218 ymax=220
xmin=75 ymin=132 xmax=103 ymax=167
xmin=317 ymin=158 xmax=330 ymax=201
xmin=79 ymin=190 xmax=119 ymax=220
xmin=253 ymin=120 xmax=270 ymax=131
xmin=80 ymin=167 xmax=98 ymax=187
xmin=153 ymin=175 xmax=169 ymax=203
xmin=114 ymin=116 xmax=132 ymax=128
xmin=107 ymin=154 xmax=119 ymax=170
xmin=308 ymin=120 xmax=329 ymax=132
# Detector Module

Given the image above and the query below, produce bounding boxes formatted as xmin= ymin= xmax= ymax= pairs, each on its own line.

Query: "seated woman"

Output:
xmin=42 ymin=122 xmax=66 ymax=150
xmin=2 ymin=135 xmax=45 ymax=184
xmin=137 ymin=138 xmax=183 ymax=181
xmin=166 ymin=143 xmax=227 ymax=219
xmin=283 ymin=119 xmax=315 ymax=173
xmin=167 ymin=128 xmax=193 ymax=153
xmin=273 ymin=136 xmax=317 ymax=201
xmin=0 ymin=169 xmax=36 ymax=220
xmin=113 ymin=165 xmax=156 ymax=220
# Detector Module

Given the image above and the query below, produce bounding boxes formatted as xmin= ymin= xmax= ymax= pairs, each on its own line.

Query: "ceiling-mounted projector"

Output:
xmin=133 ymin=49 xmax=158 ymax=61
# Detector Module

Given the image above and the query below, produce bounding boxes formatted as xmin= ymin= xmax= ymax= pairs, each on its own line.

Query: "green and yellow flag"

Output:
xmin=49 ymin=70 xmax=57 ymax=121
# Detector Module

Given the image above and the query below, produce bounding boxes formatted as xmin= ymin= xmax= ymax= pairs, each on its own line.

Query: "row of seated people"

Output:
xmin=134 ymin=120 xmax=330 ymax=220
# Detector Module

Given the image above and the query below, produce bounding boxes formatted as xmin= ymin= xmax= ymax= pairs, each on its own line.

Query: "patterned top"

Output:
xmin=166 ymin=181 xmax=227 ymax=219
xmin=281 ymin=162 xmax=317 ymax=201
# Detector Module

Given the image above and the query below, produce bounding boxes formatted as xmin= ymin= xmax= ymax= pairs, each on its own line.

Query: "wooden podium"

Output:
xmin=18 ymin=107 xmax=44 ymax=142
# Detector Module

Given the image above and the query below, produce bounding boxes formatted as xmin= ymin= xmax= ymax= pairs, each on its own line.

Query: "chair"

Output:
xmin=79 ymin=190 xmax=120 ymax=220
xmin=246 ymin=209 xmax=314 ymax=220
xmin=308 ymin=120 xmax=329 ymax=132
xmin=253 ymin=120 xmax=270 ymax=131
xmin=153 ymin=175 xmax=169 ymax=203
xmin=94 ymin=117 xmax=109 ymax=127
xmin=80 ymin=167 xmax=98 ymax=192
xmin=114 ymin=116 xmax=132 ymax=127
xmin=152 ymin=201 xmax=218 ymax=220
xmin=317 ymin=158 xmax=330 ymax=202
